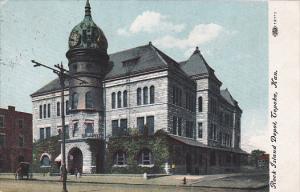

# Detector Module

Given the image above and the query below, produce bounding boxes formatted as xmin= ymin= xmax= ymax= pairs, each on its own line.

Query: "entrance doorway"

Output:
xmin=68 ymin=147 xmax=83 ymax=174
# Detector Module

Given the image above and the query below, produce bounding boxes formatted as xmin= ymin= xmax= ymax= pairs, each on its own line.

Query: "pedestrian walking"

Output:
xmin=74 ymin=168 xmax=78 ymax=179
xmin=59 ymin=165 xmax=63 ymax=181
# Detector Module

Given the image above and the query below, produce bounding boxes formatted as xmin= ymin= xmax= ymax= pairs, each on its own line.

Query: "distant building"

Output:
xmin=0 ymin=106 xmax=32 ymax=172
xmin=258 ymin=154 xmax=269 ymax=168
xmin=31 ymin=0 xmax=247 ymax=174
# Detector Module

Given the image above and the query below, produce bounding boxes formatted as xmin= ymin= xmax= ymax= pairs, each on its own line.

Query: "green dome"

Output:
xmin=68 ymin=0 xmax=108 ymax=51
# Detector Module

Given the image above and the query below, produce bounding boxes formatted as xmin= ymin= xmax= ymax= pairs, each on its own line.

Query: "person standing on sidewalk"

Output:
xmin=74 ymin=168 xmax=78 ymax=179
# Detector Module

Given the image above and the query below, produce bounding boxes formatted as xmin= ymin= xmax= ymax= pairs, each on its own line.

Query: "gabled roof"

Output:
xmin=105 ymin=43 xmax=178 ymax=80
xmin=220 ymin=88 xmax=241 ymax=111
xmin=31 ymin=43 xmax=179 ymax=97
xmin=180 ymin=47 xmax=210 ymax=76
xmin=180 ymin=47 xmax=221 ymax=84
xmin=220 ymin=89 xmax=236 ymax=106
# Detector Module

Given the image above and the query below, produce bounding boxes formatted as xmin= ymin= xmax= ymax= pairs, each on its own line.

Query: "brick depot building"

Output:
xmin=0 ymin=106 xmax=32 ymax=172
xmin=31 ymin=0 xmax=247 ymax=174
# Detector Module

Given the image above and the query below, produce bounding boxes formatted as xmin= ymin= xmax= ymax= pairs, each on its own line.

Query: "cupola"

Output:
xmin=68 ymin=0 xmax=108 ymax=52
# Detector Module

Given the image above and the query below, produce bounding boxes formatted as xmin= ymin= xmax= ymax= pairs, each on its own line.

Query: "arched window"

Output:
xmin=117 ymin=91 xmax=122 ymax=108
xmin=123 ymin=90 xmax=128 ymax=107
xmin=111 ymin=92 xmax=116 ymax=109
xmin=72 ymin=92 xmax=79 ymax=109
xmin=139 ymin=149 xmax=152 ymax=165
xmin=198 ymin=97 xmax=203 ymax=112
xmin=85 ymin=91 xmax=93 ymax=108
xmin=47 ymin=104 xmax=51 ymax=118
xmin=43 ymin=104 xmax=46 ymax=118
xmin=150 ymin=86 xmax=155 ymax=104
xmin=41 ymin=155 xmax=51 ymax=167
xmin=143 ymin=87 xmax=148 ymax=104
xmin=39 ymin=105 xmax=42 ymax=119
xmin=114 ymin=151 xmax=127 ymax=165
xmin=137 ymin=88 xmax=141 ymax=105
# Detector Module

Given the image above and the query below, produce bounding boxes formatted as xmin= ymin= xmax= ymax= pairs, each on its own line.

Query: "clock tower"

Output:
xmin=65 ymin=0 xmax=109 ymax=173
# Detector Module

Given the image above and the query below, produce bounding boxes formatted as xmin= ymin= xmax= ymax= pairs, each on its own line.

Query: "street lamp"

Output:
xmin=32 ymin=60 xmax=87 ymax=192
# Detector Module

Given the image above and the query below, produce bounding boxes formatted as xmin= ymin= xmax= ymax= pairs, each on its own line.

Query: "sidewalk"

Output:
xmin=0 ymin=172 xmax=268 ymax=189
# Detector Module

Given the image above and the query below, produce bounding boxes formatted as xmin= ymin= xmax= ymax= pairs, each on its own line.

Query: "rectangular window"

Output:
xmin=65 ymin=125 xmax=69 ymax=139
xmin=0 ymin=116 xmax=4 ymax=128
xmin=178 ymin=118 xmax=182 ymax=136
xmin=0 ymin=134 xmax=5 ymax=146
xmin=116 ymin=152 xmax=126 ymax=165
xmin=142 ymin=151 xmax=151 ymax=165
xmin=18 ymin=119 xmax=24 ymax=129
xmin=47 ymin=104 xmax=51 ymax=118
xmin=209 ymin=124 xmax=213 ymax=139
xmin=186 ymin=121 xmax=193 ymax=138
xmin=57 ymin=102 xmax=60 ymax=116
xmin=213 ymin=125 xmax=217 ymax=141
xmin=120 ymin=119 xmax=128 ymax=135
xmin=179 ymin=89 xmax=182 ymax=106
xmin=186 ymin=121 xmax=192 ymax=138
xmin=46 ymin=127 xmax=51 ymax=138
xmin=172 ymin=86 xmax=176 ymax=104
xmin=137 ymin=117 xmax=145 ymax=134
xmin=146 ymin=116 xmax=154 ymax=135
xmin=39 ymin=105 xmax=43 ymax=119
xmin=19 ymin=136 xmax=24 ymax=147
xmin=137 ymin=88 xmax=141 ymax=105
xmin=43 ymin=104 xmax=46 ymax=118
xmin=40 ymin=128 xmax=45 ymax=140
xmin=172 ymin=116 xmax=177 ymax=135
xmin=111 ymin=93 xmax=116 ymax=109
xmin=198 ymin=122 xmax=203 ymax=138
xmin=185 ymin=121 xmax=188 ymax=137
xmin=66 ymin=101 xmax=69 ymax=115
xmin=112 ymin=120 xmax=119 ymax=136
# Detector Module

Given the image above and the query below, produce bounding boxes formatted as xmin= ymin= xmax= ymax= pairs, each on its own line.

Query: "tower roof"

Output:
xmin=180 ymin=47 xmax=221 ymax=84
xmin=68 ymin=0 xmax=108 ymax=51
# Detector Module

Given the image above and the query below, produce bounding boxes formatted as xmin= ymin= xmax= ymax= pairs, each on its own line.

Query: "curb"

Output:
xmin=0 ymin=177 xmax=269 ymax=190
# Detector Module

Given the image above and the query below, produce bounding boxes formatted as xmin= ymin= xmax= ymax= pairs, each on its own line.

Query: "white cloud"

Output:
xmin=242 ymin=131 xmax=269 ymax=153
xmin=117 ymin=28 xmax=130 ymax=36
xmin=241 ymin=113 xmax=269 ymax=153
xmin=154 ymin=23 xmax=223 ymax=50
xmin=117 ymin=11 xmax=185 ymax=36
xmin=0 ymin=0 xmax=9 ymax=7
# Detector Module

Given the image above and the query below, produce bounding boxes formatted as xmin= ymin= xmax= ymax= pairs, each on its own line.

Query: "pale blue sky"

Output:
xmin=0 ymin=0 xmax=268 ymax=152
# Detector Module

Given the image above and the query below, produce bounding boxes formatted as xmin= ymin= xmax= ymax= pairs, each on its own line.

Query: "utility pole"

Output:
xmin=32 ymin=60 xmax=87 ymax=192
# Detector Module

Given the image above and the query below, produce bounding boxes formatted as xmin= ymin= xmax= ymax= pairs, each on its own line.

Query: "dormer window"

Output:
xmin=122 ymin=57 xmax=140 ymax=68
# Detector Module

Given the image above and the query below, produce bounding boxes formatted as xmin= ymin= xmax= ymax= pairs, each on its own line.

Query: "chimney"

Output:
xmin=8 ymin=106 xmax=15 ymax=111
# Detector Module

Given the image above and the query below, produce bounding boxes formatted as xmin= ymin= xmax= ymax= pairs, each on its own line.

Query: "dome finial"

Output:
xmin=85 ymin=0 xmax=91 ymax=17
xmin=193 ymin=46 xmax=200 ymax=54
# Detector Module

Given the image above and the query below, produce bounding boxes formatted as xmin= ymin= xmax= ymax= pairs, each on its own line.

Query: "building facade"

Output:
xmin=31 ymin=0 xmax=246 ymax=174
xmin=0 ymin=106 xmax=32 ymax=172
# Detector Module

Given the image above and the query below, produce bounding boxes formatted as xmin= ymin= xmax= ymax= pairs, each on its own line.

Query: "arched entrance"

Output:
xmin=68 ymin=147 xmax=83 ymax=174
